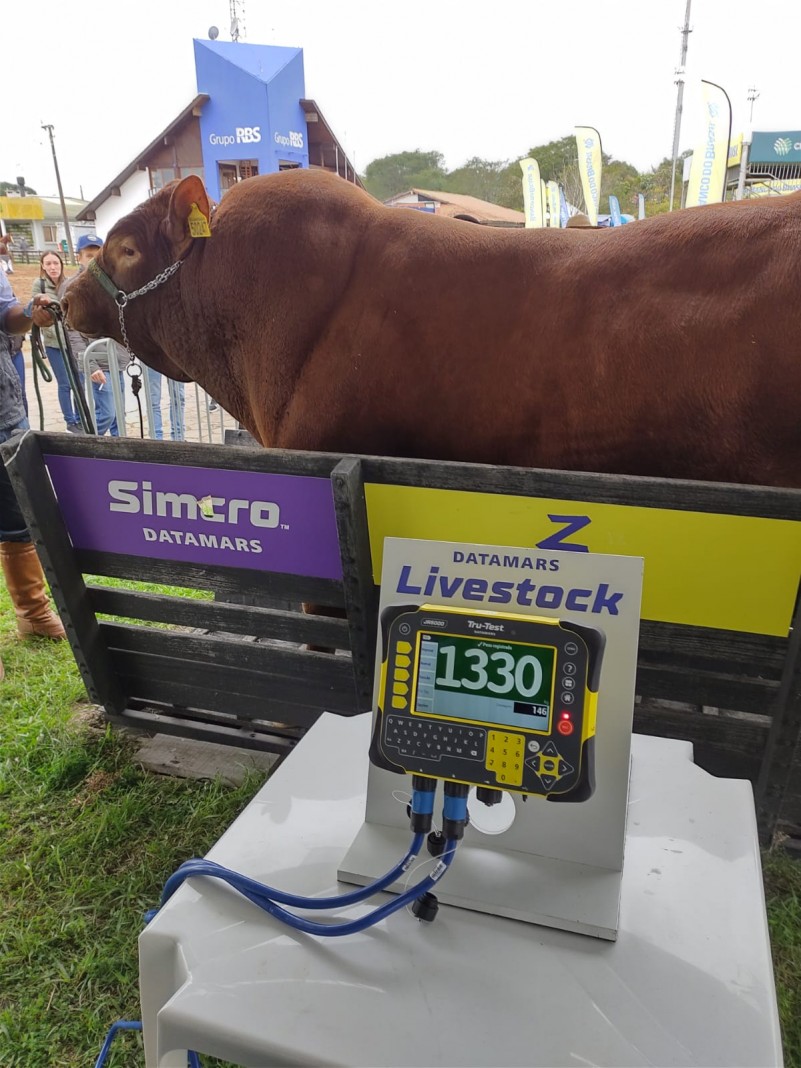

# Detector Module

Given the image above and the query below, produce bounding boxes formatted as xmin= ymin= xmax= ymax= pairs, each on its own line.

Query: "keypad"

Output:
xmin=384 ymin=715 xmax=486 ymax=762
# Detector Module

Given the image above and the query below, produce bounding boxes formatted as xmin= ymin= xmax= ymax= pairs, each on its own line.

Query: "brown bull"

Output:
xmin=63 ymin=170 xmax=801 ymax=488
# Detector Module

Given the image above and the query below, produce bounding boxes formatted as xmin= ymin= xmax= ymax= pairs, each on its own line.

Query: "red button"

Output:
xmin=557 ymin=720 xmax=574 ymax=735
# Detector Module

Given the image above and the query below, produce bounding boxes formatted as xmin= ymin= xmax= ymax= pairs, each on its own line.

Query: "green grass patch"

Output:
xmin=0 ymin=579 xmax=265 ymax=1067
xmin=763 ymin=849 xmax=801 ymax=1065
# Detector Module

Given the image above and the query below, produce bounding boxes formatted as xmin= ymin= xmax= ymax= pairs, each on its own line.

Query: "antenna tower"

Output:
xmin=229 ymin=0 xmax=246 ymax=42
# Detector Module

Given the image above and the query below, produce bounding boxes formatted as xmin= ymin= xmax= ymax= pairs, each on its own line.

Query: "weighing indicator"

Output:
xmin=371 ymin=605 xmax=605 ymax=800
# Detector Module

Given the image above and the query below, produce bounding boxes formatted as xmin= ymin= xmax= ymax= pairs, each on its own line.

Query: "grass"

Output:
xmin=0 ymin=579 xmax=265 ymax=1068
xmin=1 ymin=576 xmax=799 ymax=1066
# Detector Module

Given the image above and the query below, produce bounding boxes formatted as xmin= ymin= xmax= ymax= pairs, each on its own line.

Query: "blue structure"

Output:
xmin=194 ymin=40 xmax=309 ymax=201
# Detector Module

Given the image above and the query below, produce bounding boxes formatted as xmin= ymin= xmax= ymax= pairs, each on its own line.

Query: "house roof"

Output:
xmin=386 ymin=188 xmax=524 ymax=226
xmin=300 ymin=99 xmax=364 ymax=189
xmin=77 ymin=95 xmax=209 ymax=221
xmin=78 ymin=92 xmax=362 ymax=221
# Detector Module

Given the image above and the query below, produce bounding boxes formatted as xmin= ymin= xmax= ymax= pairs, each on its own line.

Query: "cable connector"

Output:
xmin=410 ymin=775 xmax=437 ymax=834
xmin=442 ymin=782 xmax=470 ymax=840
xmin=412 ymin=891 xmax=439 ymax=923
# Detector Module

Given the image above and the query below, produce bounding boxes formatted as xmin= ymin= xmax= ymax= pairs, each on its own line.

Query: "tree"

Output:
xmin=362 ymin=151 xmax=448 ymax=201
xmin=0 ymin=180 xmax=37 ymax=195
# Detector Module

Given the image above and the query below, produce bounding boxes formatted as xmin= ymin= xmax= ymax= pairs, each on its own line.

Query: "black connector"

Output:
xmin=412 ymin=892 xmax=439 ymax=923
xmin=427 ymin=830 xmax=446 ymax=857
xmin=476 ymin=787 xmax=503 ymax=807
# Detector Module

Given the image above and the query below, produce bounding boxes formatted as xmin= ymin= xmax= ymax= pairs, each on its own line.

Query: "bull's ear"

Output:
xmin=164 ymin=176 xmax=212 ymax=257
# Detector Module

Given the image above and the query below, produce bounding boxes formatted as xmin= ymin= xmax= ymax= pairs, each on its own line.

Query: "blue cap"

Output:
xmin=76 ymin=234 xmax=103 ymax=252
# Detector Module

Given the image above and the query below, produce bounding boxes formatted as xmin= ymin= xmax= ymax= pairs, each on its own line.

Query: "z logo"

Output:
xmin=535 ymin=514 xmax=592 ymax=553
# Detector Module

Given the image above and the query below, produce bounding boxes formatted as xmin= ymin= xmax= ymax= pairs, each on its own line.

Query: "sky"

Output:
xmin=3 ymin=0 xmax=800 ymax=201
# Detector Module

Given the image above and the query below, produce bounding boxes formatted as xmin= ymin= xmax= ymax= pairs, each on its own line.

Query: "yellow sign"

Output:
xmin=728 ymin=133 xmax=743 ymax=168
xmin=364 ymin=484 xmax=801 ymax=636
xmin=0 ymin=196 xmax=44 ymax=220
xmin=748 ymin=178 xmax=801 ymax=197
xmin=686 ymin=81 xmax=731 ymax=208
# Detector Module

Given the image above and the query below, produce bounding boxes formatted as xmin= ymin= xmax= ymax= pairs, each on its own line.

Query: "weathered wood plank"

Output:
xmin=635 ymin=665 xmax=778 ymax=714
xmin=332 ymin=457 xmax=380 ymax=705
xmin=76 ymin=551 xmax=346 ymax=608
xmin=117 ymin=673 xmax=327 ymax=728
xmin=87 ymin=586 xmax=351 ymax=648
xmin=359 ymin=455 xmax=801 ymax=520
xmin=108 ymin=646 xmax=362 ymax=715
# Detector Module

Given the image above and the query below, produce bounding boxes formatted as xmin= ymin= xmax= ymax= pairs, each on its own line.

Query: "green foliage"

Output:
xmin=0 ymin=180 xmax=37 ymax=196
xmin=362 ymin=136 xmax=697 ymax=220
xmin=362 ymin=150 xmax=448 ymax=201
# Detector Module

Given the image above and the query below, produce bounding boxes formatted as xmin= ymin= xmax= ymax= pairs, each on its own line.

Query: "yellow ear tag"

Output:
xmin=187 ymin=203 xmax=211 ymax=238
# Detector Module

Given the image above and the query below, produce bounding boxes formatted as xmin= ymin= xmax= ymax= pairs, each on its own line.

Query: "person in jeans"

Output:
xmin=0 ymin=271 xmax=65 ymax=681
xmin=60 ymin=235 xmax=125 ymax=436
xmin=34 ymin=251 xmax=84 ymax=433
xmin=145 ymin=366 xmax=186 ymax=441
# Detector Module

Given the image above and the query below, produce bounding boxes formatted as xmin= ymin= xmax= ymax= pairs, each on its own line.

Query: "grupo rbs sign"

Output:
xmin=751 ymin=130 xmax=801 ymax=164
xmin=194 ymin=39 xmax=309 ymax=201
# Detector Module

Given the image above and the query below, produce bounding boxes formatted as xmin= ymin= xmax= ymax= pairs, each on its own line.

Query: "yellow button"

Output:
xmin=396 ymin=654 xmax=411 ymax=668
xmin=393 ymin=681 xmax=409 ymax=696
xmin=392 ymin=696 xmax=408 ymax=709
xmin=397 ymin=641 xmax=412 ymax=654
xmin=394 ymin=668 xmax=410 ymax=682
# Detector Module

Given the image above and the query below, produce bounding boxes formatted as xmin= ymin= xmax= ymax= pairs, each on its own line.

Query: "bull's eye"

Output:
xmin=121 ymin=246 xmax=136 ymax=258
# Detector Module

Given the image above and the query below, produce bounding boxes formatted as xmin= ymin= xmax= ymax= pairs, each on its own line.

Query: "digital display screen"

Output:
xmin=414 ymin=632 xmax=555 ymax=732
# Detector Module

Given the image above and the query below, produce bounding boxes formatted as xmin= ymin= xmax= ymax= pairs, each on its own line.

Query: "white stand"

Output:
xmin=138 ymin=713 xmax=782 ymax=1068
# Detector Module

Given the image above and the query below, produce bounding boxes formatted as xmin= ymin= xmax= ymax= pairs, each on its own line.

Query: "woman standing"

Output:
xmin=33 ymin=252 xmax=83 ymax=433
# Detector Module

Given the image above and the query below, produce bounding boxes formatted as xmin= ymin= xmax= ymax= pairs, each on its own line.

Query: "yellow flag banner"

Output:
xmin=547 ymin=181 xmax=561 ymax=227
xmin=519 ymin=158 xmax=544 ymax=228
xmin=685 ymin=80 xmax=732 ymax=208
xmin=575 ymin=126 xmax=602 ymax=226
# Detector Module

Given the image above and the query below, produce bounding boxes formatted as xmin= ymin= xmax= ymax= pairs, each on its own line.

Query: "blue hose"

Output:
xmin=160 ymin=831 xmax=426 ymax=911
xmin=93 ymin=1020 xmax=142 ymax=1068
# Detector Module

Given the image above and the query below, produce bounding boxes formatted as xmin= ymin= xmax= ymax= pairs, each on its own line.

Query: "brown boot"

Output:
xmin=0 ymin=541 xmax=66 ymax=640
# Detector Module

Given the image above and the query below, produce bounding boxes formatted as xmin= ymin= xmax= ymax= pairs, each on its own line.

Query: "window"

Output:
xmin=149 ymin=167 xmax=177 ymax=192
xmin=180 ymin=167 xmax=205 ymax=182
xmin=43 ymin=224 xmax=58 ymax=243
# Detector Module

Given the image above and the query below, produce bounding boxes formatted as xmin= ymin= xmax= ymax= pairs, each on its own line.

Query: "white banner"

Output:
xmin=575 ymin=126 xmax=603 ymax=226
xmin=519 ymin=158 xmax=544 ymax=228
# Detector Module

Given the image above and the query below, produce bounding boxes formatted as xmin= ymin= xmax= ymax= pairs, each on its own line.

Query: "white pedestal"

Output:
xmin=139 ymin=712 xmax=782 ymax=1068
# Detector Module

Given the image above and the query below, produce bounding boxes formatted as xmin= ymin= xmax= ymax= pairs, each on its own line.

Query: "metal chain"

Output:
xmin=124 ymin=259 xmax=183 ymax=302
xmin=110 ymin=257 xmax=183 ymax=437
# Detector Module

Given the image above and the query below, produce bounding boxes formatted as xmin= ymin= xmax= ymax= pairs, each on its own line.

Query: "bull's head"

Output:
xmin=62 ymin=176 xmax=212 ymax=382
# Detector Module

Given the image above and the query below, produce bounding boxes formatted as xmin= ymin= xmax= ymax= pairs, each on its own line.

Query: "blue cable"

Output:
xmin=94 ymin=1019 xmax=202 ymax=1067
xmin=159 ymin=831 xmax=425 ymax=913
xmin=93 ymin=1020 xmax=142 ymax=1068
xmin=148 ymin=787 xmax=465 ymax=937
xmin=159 ymin=840 xmax=458 ymax=937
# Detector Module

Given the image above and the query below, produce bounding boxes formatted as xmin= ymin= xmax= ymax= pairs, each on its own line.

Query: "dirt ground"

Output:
xmin=5 ymin=261 xmax=238 ymax=444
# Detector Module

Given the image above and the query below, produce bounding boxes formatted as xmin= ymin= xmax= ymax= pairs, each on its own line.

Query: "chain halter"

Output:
xmin=86 ymin=255 xmax=183 ymax=435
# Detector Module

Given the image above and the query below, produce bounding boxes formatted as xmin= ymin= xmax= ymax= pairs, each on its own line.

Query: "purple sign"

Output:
xmin=44 ymin=455 xmax=342 ymax=580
